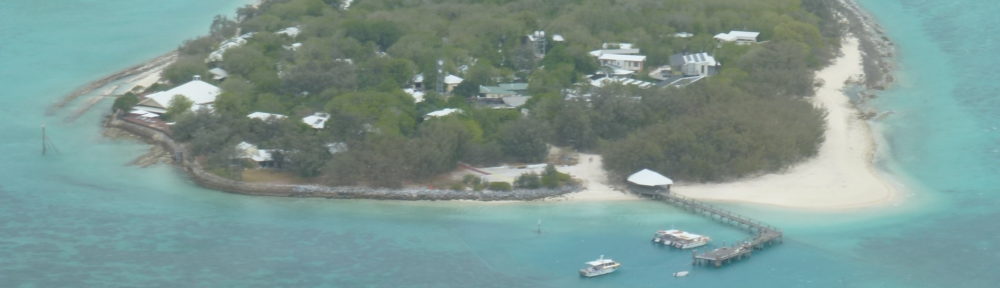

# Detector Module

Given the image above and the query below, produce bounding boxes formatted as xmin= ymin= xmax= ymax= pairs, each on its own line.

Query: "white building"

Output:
xmin=135 ymin=76 xmax=220 ymax=114
xmin=444 ymin=74 xmax=464 ymax=92
xmin=424 ymin=108 xmax=462 ymax=120
xmin=599 ymin=54 xmax=646 ymax=71
xmin=247 ymin=112 xmax=288 ymax=121
xmin=237 ymin=142 xmax=278 ymax=167
xmin=302 ymin=112 xmax=330 ymax=129
xmin=276 ymin=26 xmax=301 ymax=38
xmin=680 ymin=53 xmax=718 ymax=76
xmin=283 ymin=43 xmax=303 ymax=51
xmin=714 ymin=31 xmax=760 ymax=45
xmin=208 ymin=68 xmax=228 ymax=81
xmin=403 ymin=88 xmax=426 ymax=103
xmin=627 ymin=169 xmax=673 ymax=193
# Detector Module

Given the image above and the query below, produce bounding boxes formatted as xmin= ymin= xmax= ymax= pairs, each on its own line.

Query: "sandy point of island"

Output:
xmin=549 ymin=35 xmax=905 ymax=210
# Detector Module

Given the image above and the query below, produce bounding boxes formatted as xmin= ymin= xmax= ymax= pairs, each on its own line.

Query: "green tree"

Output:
xmin=514 ymin=172 xmax=541 ymax=189
xmin=163 ymin=95 xmax=194 ymax=121
xmin=111 ymin=92 xmax=139 ymax=113
xmin=488 ymin=181 xmax=513 ymax=191
xmin=498 ymin=118 xmax=550 ymax=163
xmin=344 ymin=19 xmax=403 ymax=50
xmin=540 ymin=164 xmax=561 ymax=189
xmin=162 ymin=56 xmax=208 ymax=85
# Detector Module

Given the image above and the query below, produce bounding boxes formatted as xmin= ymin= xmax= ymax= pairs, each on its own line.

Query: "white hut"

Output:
xmin=627 ymin=169 xmax=673 ymax=194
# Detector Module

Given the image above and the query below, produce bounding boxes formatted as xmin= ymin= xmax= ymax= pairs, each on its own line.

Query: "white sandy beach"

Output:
xmin=557 ymin=36 xmax=901 ymax=209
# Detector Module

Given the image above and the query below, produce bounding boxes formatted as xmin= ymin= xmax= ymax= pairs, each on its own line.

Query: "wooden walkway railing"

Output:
xmin=651 ymin=192 xmax=783 ymax=267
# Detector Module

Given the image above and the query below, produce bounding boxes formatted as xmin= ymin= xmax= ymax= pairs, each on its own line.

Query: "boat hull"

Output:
xmin=579 ymin=267 xmax=618 ymax=277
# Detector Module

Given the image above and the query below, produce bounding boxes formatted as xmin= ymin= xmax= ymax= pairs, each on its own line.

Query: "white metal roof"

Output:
xmin=143 ymin=79 xmax=220 ymax=109
xmin=627 ymin=169 xmax=673 ymax=186
xmin=673 ymin=32 xmax=694 ymax=38
xmin=425 ymin=108 xmax=462 ymax=118
xmin=683 ymin=53 xmax=717 ymax=66
xmin=236 ymin=141 xmax=274 ymax=162
xmin=729 ymin=30 xmax=760 ymax=39
xmin=444 ymin=74 xmax=464 ymax=85
xmin=129 ymin=109 xmax=159 ymax=118
xmin=208 ymin=68 xmax=228 ymax=80
xmin=302 ymin=112 xmax=330 ymax=129
xmin=403 ymin=88 xmax=426 ymax=103
xmin=714 ymin=33 xmax=737 ymax=42
xmin=247 ymin=112 xmax=288 ymax=121
xmin=599 ymin=54 xmax=646 ymax=62
xmin=589 ymin=49 xmax=641 ymax=57
xmin=552 ymin=34 xmax=565 ymax=42
xmin=276 ymin=26 xmax=301 ymax=38
xmin=715 ymin=31 xmax=759 ymax=42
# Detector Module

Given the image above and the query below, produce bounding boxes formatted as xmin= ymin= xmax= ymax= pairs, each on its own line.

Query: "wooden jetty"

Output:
xmin=649 ymin=192 xmax=783 ymax=268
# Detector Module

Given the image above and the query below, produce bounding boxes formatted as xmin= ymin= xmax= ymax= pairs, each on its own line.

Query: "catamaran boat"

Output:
xmin=652 ymin=229 xmax=711 ymax=249
xmin=579 ymin=255 xmax=621 ymax=277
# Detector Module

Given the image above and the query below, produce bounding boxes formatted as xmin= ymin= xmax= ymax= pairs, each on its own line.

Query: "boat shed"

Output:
xmin=627 ymin=169 xmax=673 ymax=194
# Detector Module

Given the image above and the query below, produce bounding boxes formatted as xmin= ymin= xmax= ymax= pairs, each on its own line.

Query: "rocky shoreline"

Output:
xmin=105 ymin=114 xmax=579 ymax=201
xmin=836 ymin=0 xmax=897 ymax=91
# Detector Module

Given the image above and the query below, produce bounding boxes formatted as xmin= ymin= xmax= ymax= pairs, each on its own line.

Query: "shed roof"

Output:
xmin=683 ymin=53 xmax=717 ymax=65
xmin=627 ymin=169 xmax=673 ymax=186
xmin=729 ymin=30 xmax=760 ymax=39
xmin=499 ymin=83 xmax=528 ymax=91
xmin=141 ymin=79 xmax=220 ymax=109
xmin=208 ymin=68 xmax=228 ymax=80
xmin=236 ymin=141 xmax=274 ymax=162
xmin=403 ymin=88 xmax=425 ymax=103
xmin=247 ymin=112 xmax=288 ymax=121
xmin=599 ymin=54 xmax=647 ymax=62
xmin=479 ymin=85 xmax=521 ymax=96
xmin=302 ymin=112 xmax=330 ymax=129
xmin=444 ymin=74 xmax=464 ymax=85
xmin=425 ymin=108 xmax=462 ymax=118
xmin=276 ymin=26 xmax=301 ymax=38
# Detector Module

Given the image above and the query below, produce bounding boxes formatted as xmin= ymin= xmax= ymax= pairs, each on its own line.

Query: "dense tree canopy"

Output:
xmin=161 ymin=0 xmax=842 ymax=185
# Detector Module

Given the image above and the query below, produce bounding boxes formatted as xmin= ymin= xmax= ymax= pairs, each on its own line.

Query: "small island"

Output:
xmin=105 ymin=0 xmax=874 ymax=202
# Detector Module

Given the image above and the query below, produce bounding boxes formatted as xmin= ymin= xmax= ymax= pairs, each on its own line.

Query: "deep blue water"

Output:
xmin=1 ymin=1 xmax=998 ymax=287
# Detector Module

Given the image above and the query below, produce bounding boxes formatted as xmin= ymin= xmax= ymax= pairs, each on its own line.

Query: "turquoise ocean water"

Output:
xmin=1 ymin=1 xmax=998 ymax=287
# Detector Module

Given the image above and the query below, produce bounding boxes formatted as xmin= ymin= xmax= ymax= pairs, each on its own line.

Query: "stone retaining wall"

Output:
xmin=106 ymin=114 xmax=578 ymax=201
